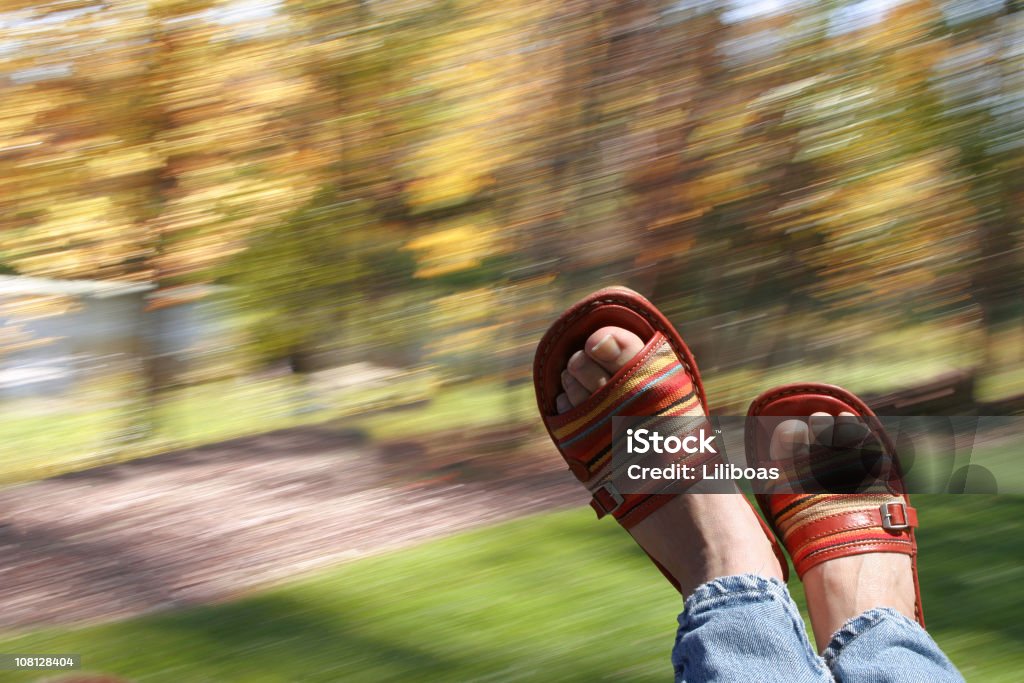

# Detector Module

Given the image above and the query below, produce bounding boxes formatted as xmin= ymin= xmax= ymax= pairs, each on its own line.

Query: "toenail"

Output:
xmin=590 ymin=334 xmax=621 ymax=360
xmin=568 ymin=350 xmax=586 ymax=370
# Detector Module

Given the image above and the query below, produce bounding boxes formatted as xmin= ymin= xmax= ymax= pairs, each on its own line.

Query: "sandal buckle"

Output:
xmin=594 ymin=481 xmax=625 ymax=515
xmin=879 ymin=501 xmax=909 ymax=531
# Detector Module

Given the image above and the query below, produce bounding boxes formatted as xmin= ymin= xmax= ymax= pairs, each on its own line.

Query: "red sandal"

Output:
xmin=746 ymin=383 xmax=924 ymax=626
xmin=533 ymin=287 xmax=788 ymax=590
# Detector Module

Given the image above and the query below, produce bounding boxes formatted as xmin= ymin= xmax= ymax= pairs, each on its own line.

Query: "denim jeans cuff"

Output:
xmin=822 ymin=606 xmax=918 ymax=666
xmin=684 ymin=574 xmax=790 ymax=616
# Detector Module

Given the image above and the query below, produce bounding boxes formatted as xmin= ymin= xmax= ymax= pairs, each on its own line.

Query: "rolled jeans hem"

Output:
xmin=822 ymin=606 xmax=911 ymax=665
xmin=676 ymin=574 xmax=830 ymax=681
xmin=684 ymin=574 xmax=792 ymax=616
xmin=820 ymin=606 xmax=965 ymax=682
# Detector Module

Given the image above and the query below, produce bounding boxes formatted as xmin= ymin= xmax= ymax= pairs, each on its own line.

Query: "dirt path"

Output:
xmin=0 ymin=425 xmax=581 ymax=631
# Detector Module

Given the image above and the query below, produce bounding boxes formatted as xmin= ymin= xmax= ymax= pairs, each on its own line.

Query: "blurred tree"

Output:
xmin=0 ymin=0 xmax=314 ymax=287
xmin=0 ymin=0 xmax=1019 ymax=389
xmin=933 ymin=1 xmax=1023 ymax=360
xmin=0 ymin=1 xmax=158 ymax=281
xmin=224 ymin=0 xmax=441 ymax=368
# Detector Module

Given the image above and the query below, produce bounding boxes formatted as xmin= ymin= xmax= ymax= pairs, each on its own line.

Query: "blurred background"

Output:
xmin=0 ymin=0 xmax=1021 ymax=681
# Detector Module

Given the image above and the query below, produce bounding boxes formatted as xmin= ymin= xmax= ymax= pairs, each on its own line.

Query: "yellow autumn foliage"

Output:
xmin=404 ymin=224 xmax=500 ymax=279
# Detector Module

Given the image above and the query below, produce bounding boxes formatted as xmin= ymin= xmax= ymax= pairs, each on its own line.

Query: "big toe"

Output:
xmin=584 ymin=326 xmax=645 ymax=374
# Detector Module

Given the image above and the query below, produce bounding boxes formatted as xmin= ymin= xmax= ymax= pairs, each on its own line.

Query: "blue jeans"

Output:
xmin=672 ymin=575 xmax=964 ymax=683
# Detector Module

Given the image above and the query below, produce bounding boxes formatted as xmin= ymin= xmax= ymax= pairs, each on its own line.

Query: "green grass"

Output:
xmin=703 ymin=317 xmax=1023 ymax=408
xmin=0 ymin=497 xmax=1020 ymax=682
xmin=346 ymin=381 xmax=534 ymax=441
xmin=978 ymin=365 xmax=1024 ymax=403
xmin=0 ymin=374 xmax=532 ymax=485
xmin=0 ymin=377 xmax=303 ymax=484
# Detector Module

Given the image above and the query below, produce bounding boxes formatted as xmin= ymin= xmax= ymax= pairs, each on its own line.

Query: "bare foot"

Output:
xmin=557 ymin=327 xmax=784 ymax=596
xmin=770 ymin=413 xmax=917 ymax=648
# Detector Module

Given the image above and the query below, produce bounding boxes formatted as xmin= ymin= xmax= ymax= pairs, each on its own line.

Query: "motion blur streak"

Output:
xmin=0 ymin=0 xmax=1020 ymax=680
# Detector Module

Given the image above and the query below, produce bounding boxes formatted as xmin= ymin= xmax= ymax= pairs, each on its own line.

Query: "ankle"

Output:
xmin=804 ymin=554 xmax=916 ymax=647
xmin=629 ymin=494 xmax=784 ymax=596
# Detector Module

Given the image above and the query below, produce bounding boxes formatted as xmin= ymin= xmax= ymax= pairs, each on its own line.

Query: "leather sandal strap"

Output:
xmin=587 ymin=416 xmax=719 ymax=525
xmin=772 ymin=494 xmax=918 ymax=574
xmin=542 ymin=335 xmax=707 ymax=528
xmin=784 ymin=500 xmax=917 ymax=550
xmin=748 ymin=383 xmax=924 ymax=626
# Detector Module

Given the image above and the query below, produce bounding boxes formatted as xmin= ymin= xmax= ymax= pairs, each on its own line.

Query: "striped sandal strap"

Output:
xmin=767 ymin=493 xmax=918 ymax=575
xmin=542 ymin=333 xmax=710 ymax=528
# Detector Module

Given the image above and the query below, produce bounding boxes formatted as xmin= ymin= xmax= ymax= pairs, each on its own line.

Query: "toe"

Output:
xmin=834 ymin=411 xmax=869 ymax=447
xmin=585 ymin=326 xmax=645 ymax=374
xmin=809 ymin=412 xmax=834 ymax=444
xmin=567 ymin=350 xmax=610 ymax=392
xmin=561 ymin=369 xmax=590 ymax=407
xmin=556 ymin=393 xmax=573 ymax=414
xmin=770 ymin=419 xmax=809 ymax=460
